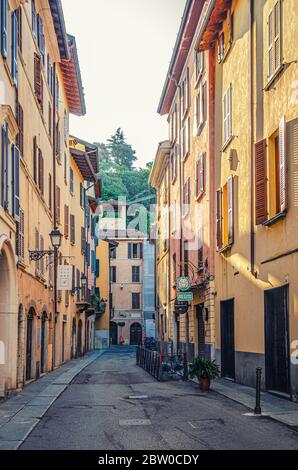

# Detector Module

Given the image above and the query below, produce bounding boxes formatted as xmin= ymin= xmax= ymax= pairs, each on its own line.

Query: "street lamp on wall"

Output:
xmin=29 ymin=229 xmax=63 ymax=262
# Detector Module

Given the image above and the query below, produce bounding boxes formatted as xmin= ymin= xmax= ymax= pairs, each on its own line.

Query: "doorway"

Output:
xmin=77 ymin=320 xmax=83 ymax=357
xmin=130 ymin=323 xmax=142 ymax=345
xmin=265 ymin=285 xmax=290 ymax=395
xmin=26 ymin=309 xmax=34 ymax=381
xmin=110 ymin=322 xmax=118 ymax=345
xmin=220 ymin=299 xmax=235 ymax=380
xmin=196 ymin=304 xmax=206 ymax=357
xmin=40 ymin=313 xmax=47 ymax=374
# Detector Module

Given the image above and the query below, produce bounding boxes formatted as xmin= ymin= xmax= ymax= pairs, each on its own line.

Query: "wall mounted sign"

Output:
xmin=177 ymin=292 xmax=193 ymax=302
xmin=57 ymin=266 xmax=73 ymax=291
xmin=176 ymin=276 xmax=191 ymax=292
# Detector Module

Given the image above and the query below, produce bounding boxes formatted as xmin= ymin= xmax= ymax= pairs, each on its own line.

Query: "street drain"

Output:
xmin=119 ymin=419 xmax=151 ymax=426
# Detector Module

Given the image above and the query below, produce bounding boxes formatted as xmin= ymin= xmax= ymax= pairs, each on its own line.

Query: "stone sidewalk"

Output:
xmin=0 ymin=350 xmax=106 ymax=450
xmin=212 ymin=379 xmax=298 ymax=427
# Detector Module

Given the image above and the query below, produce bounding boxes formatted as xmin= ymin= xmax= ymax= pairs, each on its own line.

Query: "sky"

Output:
xmin=62 ymin=0 xmax=185 ymax=168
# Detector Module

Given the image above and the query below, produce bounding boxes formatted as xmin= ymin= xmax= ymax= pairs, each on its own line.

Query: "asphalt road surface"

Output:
xmin=20 ymin=347 xmax=298 ymax=450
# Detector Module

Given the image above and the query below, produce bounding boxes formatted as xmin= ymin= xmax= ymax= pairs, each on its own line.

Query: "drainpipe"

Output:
xmin=250 ymin=0 xmax=255 ymax=275
xmin=52 ymin=62 xmax=57 ymax=370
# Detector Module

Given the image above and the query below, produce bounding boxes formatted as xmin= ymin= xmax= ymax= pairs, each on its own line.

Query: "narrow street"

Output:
xmin=20 ymin=347 xmax=298 ymax=451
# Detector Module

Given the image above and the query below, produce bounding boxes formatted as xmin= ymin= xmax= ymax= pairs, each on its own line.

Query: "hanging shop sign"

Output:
xmin=177 ymin=292 xmax=194 ymax=302
xmin=176 ymin=276 xmax=191 ymax=292
xmin=57 ymin=266 xmax=73 ymax=291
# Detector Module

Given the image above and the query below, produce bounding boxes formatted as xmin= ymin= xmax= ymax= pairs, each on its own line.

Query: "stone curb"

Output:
xmin=0 ymin=350 xmax=107 ymax=450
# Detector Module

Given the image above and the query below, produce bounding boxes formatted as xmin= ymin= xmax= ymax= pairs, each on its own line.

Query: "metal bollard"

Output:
xmin=254 ymin=367 xmax=262 ymax=415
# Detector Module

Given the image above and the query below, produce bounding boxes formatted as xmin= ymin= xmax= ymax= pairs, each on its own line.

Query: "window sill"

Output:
xmin=222 ymin=135 xmax=234 ymax=153
xmin=262 ymin=211 xmax=287 ymax=227
xmin=217 ymin=244 xmax=232 ymax=254
xmin=264 ymin=64 xmax=285 ymax=91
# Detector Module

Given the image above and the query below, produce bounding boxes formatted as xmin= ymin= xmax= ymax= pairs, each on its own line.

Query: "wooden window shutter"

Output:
xmin=16 ymin=102 xmax=24 ymax=156
xmin=38 ymin=149 xmax=44 ymax=195
xmin=216 ymin=189 xmax=223 ymax=250
xmin=48 ymin=103 xmax=52 ymax=137
xmin=16 ymin=7 xmax=22 ymax=53
xmin=64 ymin=205 xmax=69 ymax=238
xmin=17 ymin=208 xmax=25 ymax=261
xmin=48 ymin=173 xmax=52 ymax=211
xmin=274 ymin=1 xmax=282 ymax=72
xmin=279 ymin=116 xmax=287 ymax=212
xmin=255 ymin=139 xmax=268 ymax=225
xmin=227 ymin=9 xmax=233 ymax=44
xmin=227 ymin=176 xmax=234 ymax=245
xmin=200 ymin=153 xmax=205 ymax=194
xmin=70 ymin=214 xmax=75 ymax=244
xmin=34 ymin=53 xmax=41 ymax=101
xmin=128 ymin=243 xmax=132 ymax=259
xmin=81 ymin=226 xmax=86 ymax=253
xmin=33 ymin=136 xmax=37 ymax=183
xmin=195 ymin=161 xmax=199 ymax=197
xmin=35 ymin=228 xmax=39 ymax=273
xmin=1 ymin=0 xmax=8 ymax=59
xmin=14 ymin=146 xmax=20 ymax=221
xmin=56 ymin=186 xmax=61 ymax=224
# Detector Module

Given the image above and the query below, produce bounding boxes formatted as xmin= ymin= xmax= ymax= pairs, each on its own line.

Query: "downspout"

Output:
xmin=52 ymin=62 xmax=57 ymax=370
xmin=250 ymin=0 xmax=255 ymax=274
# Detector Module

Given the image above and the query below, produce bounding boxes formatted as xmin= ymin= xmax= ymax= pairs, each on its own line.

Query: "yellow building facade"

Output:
xmin=0 ymin=0 xmax=98 ymax=396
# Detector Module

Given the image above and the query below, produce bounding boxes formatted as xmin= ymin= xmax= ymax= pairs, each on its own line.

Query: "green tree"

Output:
xmin=107 ymin=128 xmax=137 ymax=169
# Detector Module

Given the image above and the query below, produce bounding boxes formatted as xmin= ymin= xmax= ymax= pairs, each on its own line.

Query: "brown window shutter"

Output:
xmin=70 ymin=215 xmax=75 ymax=244
xmin=34 ymin=53 xmax=41 ymax=100
xmin=227 ymin=176 xmax=234 ymax=245
xmin=200 ymin=152 xmax=205 ymax=194
xmin=279 ymin=117 xmax=287 ymax=213
xmin=255 ymin=139 xmax=268 ymax=225
xmin=48 ymin=103 xmax=52 ymax=137
xmin=64 ymin=205 xmax=69 ymax=238
xmin=56 ymin=186 xmax=61 ymax=224
xmin=33 ymin=137 xmax=37 ymax=183
xmin=81 ymin=227 xmax=86 ymax=253
xmin=216 ymin=189 xmax=222 ymax=250
xmin=38 ymin=149 xmax=43 ymax=194
xmin=48 ymin=173 xmax=52 ymax=211
xmin=17 ymin=7 xmax=22 ymax=53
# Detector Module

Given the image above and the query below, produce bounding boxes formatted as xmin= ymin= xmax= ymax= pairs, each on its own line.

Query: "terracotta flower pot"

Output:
xmin=199 ymin=377 xmax=211 ymax=391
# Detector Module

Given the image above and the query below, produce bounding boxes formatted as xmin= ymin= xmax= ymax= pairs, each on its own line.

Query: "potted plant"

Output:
xmin=189 ymin=356 xmax=220 ymax=391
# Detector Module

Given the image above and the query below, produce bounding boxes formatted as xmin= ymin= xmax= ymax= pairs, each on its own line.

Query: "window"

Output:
xmin=1 ymin=0 xmax=7 ymax=59
xmin=218 ymin=32 xmax=225 ymax=63
xmin=195 ymin=153 xmax=206 ymax=199
xmin=76 ymin=269 xmax=81 ymax=302
xmin=111 ymin=266 xmax=117 ymax=283
xmin=48 ymin=103 xmax=52 ymax=137
xmin=194 ymin=82 xmax=206 ymax=133
xmin=64 ymin=152 xmax=67 ymax=183
xmin=183 ymin=177 xmax=190 ymax=216
xmin=1 ymin=123 xmax=8 ymax=210
xmin=128 ymin=243 xmax=143 ymax=259
xmin=132 ymin=266 xmax=140 ymax=283
xmin=11 ymin=10 xmax=18 ymax=87
xmin=40 ymin=235 xmax=44 ymax=275
xmin=111 ymin=247 xmax=117 ymax=259
xmin=32 ymin=0 xmax=36 ymax=37
xmin=223 ymin=84 xmax=232 ymax=145
xmin=70 ymin=214 xmax=75 ymax=244
xmin=132 ymin=293 xmax=140 ymax=310
xmin=38 ymin=149 xmax=44 ymax=195
xmin=56 ymin=185 xmax=61 ymax=224
xmin=170 ymin=145 xmax=178 ymax=182
xmin=255 ymin=117 xmax=286 ymax=225
xmin=217 ymin=176 xmax=234 ymax=250
xmin=16 ymin=102 xmax=24 ymax=156
xmin=33 ymin=136 xmax=37 ymax=183
xmin=16 ymin=208 xmax=25 ymax=262
xmin=64 ymin=205 xmax=69 ymax=238
xmin=198 ymin=227 xmax=203 ymax=268
xmin=268 ymin=1 xmax=282 ymax=79
xmin=80 ymin=182 xmax=85 ymax=208
xmin=172 ymin=200 xmax=177 ymax=234
xmin=70 ymin=167 xmax=74 ymax=194
xmin=16 ymin=7 xmax=22 ymax=53
xmin=195 ymin=50 xmax=204 ymax=82
xmin=96 ymin=259 xmax=100 ymax=278
xmin=182 ymin=117 xmax=190 ymax=160
xmin=34 ymin=53 xmax=43 ymax=111
xmin=81 ymin=226 xmax=86 ymax=253
xmin=37 ymin=14 xmax=45 ymax=61
xmin=35 ymin=228 xmax=40 ymax=274
xmin=48 ymin=173 xmax=52 ymax=211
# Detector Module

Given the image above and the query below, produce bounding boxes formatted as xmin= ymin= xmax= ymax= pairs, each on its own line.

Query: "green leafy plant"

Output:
xmin=189 ymin=356 xmax=220 ymax=381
